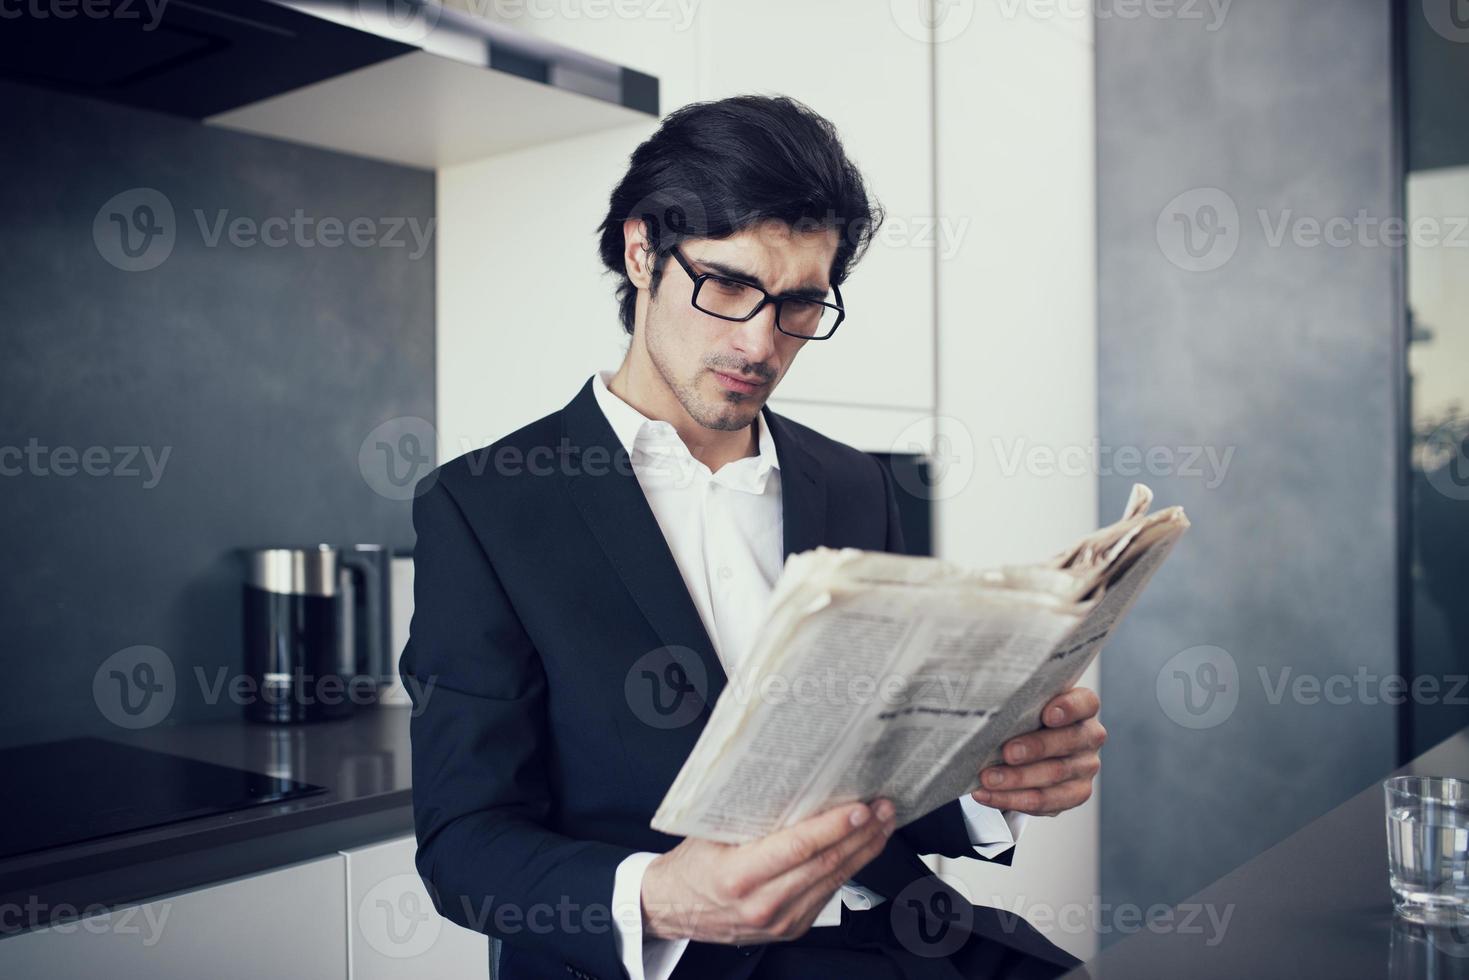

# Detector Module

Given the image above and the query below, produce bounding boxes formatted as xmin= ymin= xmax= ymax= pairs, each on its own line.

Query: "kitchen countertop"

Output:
xmin=0 ymin=704 xmax=414 ymax=939
xmin=1063 ymin=726 xmax=1469 ymax=979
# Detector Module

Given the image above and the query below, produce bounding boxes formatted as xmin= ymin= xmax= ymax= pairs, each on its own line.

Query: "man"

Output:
xmin=402 ymin=95 xmax=1105 ymax=980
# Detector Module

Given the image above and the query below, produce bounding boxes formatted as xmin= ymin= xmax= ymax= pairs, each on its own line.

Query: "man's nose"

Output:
xmin=729 ymin=302 xmax=778 ymax=364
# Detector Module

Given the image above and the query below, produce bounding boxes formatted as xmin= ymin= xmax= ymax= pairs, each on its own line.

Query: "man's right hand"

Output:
xmin=640 ymin=799 xmax=897 ymax=944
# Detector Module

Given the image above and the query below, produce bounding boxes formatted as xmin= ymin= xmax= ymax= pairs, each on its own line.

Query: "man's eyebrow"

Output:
xmin=694 ymin=257 xmax=832 ymax=302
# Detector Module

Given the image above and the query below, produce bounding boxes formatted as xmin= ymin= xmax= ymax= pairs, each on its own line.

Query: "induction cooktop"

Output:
xmin=0 ymin=736 xmax=328 ymax=861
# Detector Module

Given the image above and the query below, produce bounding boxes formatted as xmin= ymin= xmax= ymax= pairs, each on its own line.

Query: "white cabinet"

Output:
xmin=693 ymin=0 xmax=937 ymax=414
xmin=436 ymin=0 xmax=940 ymax=457
xmin=0 ymin=854 xmax=348 ymax=980
xmin=343 ymin=835 xmax=489 ymax=980
xmin=0 ymin=837 xmax=490 ymax=980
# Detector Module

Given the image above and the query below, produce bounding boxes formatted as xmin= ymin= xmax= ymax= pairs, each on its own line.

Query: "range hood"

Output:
xmin=0 ymin=0 xmax=659 ymax=168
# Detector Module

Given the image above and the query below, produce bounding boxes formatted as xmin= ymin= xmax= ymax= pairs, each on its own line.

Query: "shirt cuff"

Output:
xmin=612 ymin=851 xmax=691 ymax=980
xmin=957 ymin=794 xmax=1028 ymax=860
xmin=813 ymin=890 xmax=843 ymax=927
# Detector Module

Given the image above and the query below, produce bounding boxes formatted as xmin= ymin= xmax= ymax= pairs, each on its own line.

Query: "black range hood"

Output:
xmin=0 ymin=0 xmax=660 ymax=167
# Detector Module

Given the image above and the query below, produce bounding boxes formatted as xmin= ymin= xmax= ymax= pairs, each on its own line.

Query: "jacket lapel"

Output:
xmin=761 ymin=406 xmax=828 ymax=563
xmin=558 ymin=380 xmax=829 ymax=717
xmin=560 ymin=378 xmax=728 ymax=718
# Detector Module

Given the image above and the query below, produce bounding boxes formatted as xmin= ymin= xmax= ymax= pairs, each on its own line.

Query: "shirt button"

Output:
xmin=718 ymin=566 xmax=733 ymax=580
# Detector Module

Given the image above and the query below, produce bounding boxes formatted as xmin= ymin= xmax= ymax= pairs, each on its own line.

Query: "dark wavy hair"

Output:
xmin=596 ymin=95 xmax=885 ymax=336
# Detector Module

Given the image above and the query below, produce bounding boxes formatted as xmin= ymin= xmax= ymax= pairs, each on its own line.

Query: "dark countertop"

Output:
xmin=0 ymin=704 xmax=414 ymax=939
xmin=1065 ymin=727 xmax=1469 ymax=979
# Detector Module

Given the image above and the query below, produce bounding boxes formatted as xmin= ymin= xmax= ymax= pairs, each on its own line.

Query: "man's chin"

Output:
xmin=695 ymin=393 xmax=766 ymax=431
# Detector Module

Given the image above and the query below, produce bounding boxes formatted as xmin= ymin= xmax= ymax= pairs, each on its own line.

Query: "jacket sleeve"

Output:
xmin=874 ymin=458 xmax=1016 ymax=867
xmin=400 ymin=477 xmax=634 ymax=980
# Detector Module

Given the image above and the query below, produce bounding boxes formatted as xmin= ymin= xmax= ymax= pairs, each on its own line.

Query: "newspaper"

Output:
xmin=650 ymin=484 xmax=1190 ymax=843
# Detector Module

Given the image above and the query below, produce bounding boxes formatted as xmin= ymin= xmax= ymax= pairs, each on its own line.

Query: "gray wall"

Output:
xmin=1096 ymin=0 xmax=1401 ymax=919
xmin=0 ymin=80 xmax=435 ymax=746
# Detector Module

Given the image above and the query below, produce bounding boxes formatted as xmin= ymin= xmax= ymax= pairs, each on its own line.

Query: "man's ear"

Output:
xmin=623 ymin=217 xmax=653 ymax=288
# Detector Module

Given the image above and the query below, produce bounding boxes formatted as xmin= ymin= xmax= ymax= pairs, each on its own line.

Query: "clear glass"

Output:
xmin=1386 ymin=776 xmax=1469 ymax=923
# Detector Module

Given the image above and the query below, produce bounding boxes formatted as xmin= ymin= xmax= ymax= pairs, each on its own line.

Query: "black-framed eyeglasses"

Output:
xmin=668 ymin=244 xmax=845 ymax=340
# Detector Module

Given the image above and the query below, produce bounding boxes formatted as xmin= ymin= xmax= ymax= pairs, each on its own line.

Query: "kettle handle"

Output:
xmin=338 ymin=548 xmax=388 ymax=688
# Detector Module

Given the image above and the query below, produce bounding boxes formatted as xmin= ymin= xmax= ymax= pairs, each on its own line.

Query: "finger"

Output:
xmin=758 ymin=799 xmax=893 ymax=899
xmin=731 ymin=800 xmax=884 ymax=894
xmin=971 ymin=776 xmax=1094 ymax=816
xmin=999 ymin=717 xmax=1106 ymax=766
xmin=760 ymin=813 xmax=894 ymax=933
xmin=1040 ymin=687 xmax=1100 ymax=728
xmin=977 ymin=750 xmax=1100 ymax=792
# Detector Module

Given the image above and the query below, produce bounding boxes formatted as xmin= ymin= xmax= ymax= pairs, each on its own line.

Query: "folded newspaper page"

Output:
xmin=651 ymin=484 xmax=1190 ymax=843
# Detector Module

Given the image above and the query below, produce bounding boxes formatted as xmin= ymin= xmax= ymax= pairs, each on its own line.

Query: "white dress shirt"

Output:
xmin=592 ymin=370 xmax=1026 ymax=980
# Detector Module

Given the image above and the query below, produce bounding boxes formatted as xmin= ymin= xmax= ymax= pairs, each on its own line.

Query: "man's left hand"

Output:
xmin=970 ymin=687 xmax=1105 ymax=817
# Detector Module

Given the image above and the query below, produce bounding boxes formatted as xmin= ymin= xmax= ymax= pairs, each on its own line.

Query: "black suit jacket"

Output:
xmin=401 ymin=378 xmax=1070 ymax=980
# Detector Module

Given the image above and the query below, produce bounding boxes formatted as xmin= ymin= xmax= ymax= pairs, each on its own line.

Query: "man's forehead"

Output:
xmin=687 ymin=224 xmax=838 ymax=292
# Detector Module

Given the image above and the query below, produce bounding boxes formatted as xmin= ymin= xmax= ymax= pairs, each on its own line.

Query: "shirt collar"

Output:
xmin=590 ymin=370 xmax=780 ymax=486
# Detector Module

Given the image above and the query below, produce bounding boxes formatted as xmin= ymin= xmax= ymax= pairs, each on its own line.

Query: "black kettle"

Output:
xmin=241 ymin=544 xmax=392 ymax=723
